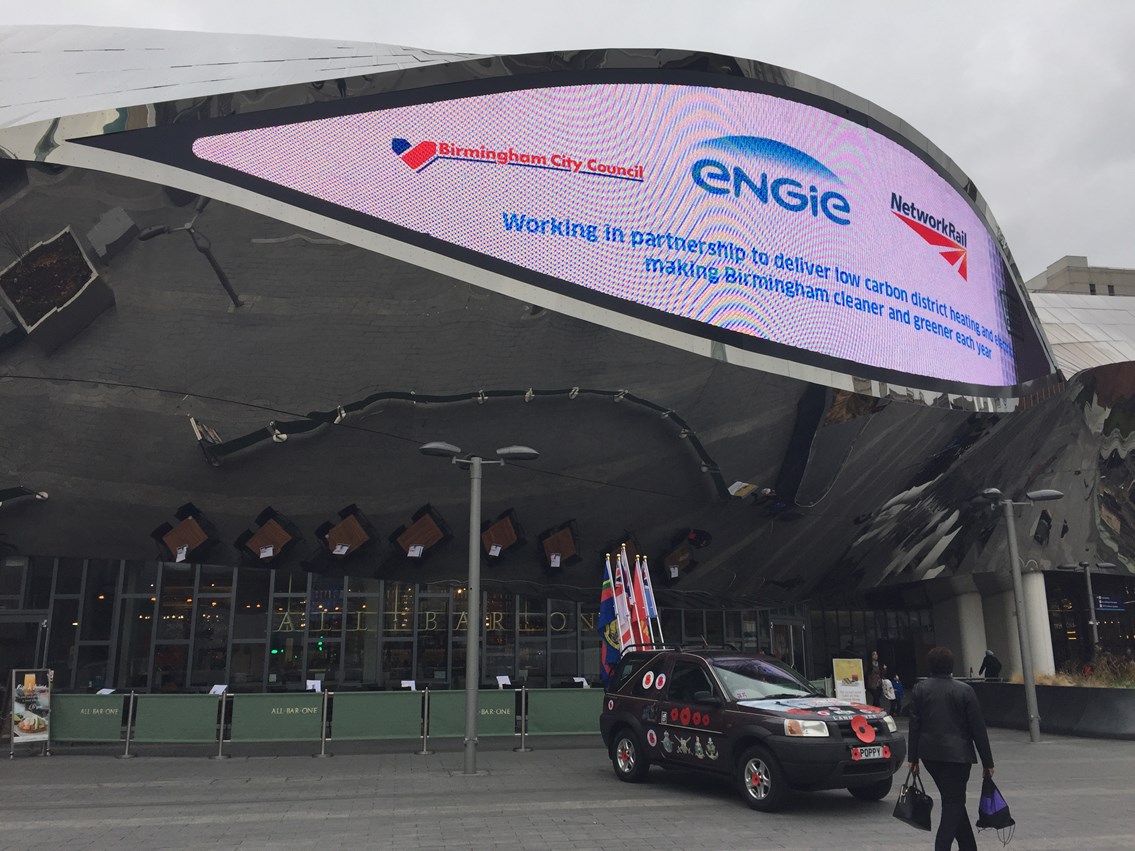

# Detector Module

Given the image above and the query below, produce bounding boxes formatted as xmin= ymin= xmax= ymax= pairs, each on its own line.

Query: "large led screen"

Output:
xmin=189 ymin=83 xmax=1024 ymax=388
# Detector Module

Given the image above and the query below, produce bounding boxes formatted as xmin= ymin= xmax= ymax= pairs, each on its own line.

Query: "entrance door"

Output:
xmin=770 ymin=617 xmax=807 ymax=676
xmin=0 ymin=612 xmax=48 ymax=701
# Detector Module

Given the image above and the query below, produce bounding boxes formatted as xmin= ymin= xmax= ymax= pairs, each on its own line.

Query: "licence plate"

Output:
xmin=851 ymin=746 xmax=884 ymax=761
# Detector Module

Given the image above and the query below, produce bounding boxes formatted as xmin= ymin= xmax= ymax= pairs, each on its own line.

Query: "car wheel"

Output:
xmin=611 ymin=729 xmax=650 ymax=782
xmin=736 ymin=745 xmax=790 ymax=811
xmin=848 ymin=776 xmax=893 ymax=801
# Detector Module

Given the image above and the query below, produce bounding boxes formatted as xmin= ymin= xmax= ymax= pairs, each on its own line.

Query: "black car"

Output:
xmin=599 ymin=648 xmax=907 ymax=811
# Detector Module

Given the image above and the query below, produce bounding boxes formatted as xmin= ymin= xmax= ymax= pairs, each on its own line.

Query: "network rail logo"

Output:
xmin=890 ymin=194 xmax=969 ymax=280
xmin=690 ymin=136 xmax=852 ymax=226
xmin=391 ymin=138 xmax=644 ymax=182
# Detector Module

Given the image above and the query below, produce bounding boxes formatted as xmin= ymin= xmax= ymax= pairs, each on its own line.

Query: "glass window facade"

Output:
xmin=5 ymin=557 xmax=824 ymax=692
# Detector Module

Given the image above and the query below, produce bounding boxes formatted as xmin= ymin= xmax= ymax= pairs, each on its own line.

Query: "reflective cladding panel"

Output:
xmin=0 ymin=154 xmax=1122 ymax=613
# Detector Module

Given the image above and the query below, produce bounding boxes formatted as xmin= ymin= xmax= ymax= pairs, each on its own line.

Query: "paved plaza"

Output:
xmin=3 ymin=725 xmax=1134 ymax=850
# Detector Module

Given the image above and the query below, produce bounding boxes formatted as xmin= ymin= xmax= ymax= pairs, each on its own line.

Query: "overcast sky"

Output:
xmin=5 ymin=0 xmax=1134 ymax=280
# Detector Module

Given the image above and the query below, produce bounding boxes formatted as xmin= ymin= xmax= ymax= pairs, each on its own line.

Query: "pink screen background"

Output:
xmin=193 ymin=83 xmax=1017 ymax=387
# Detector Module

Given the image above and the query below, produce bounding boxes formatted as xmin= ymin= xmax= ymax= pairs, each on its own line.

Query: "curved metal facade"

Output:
xmin=2 ymin=32 xmax=1126 ymax=623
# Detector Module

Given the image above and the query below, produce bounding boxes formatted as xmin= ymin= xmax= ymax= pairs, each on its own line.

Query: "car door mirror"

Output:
xmin=693 ymin=690 xmax=722 ymax=706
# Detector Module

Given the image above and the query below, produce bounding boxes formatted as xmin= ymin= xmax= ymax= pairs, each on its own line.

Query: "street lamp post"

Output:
xmin=1058 ymin=561 xmax=1118 ymax=648
xmin=982 ymin=487 xmax=1063 ymax=743
xmin=137 ymin=197 xmax=243 ymax=308
xmin=1083 ymin=562 xmax=1099 ymax=647
xmin=419 ymin=441 xmax=539 ymax=775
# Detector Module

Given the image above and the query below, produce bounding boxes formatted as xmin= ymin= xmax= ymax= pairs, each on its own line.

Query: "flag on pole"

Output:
xmin=620 ymin=546 xmax=647 ymax=648
xmin=640 ymin=556 xmax=664 ymax=644
xmin=632 ymin=555 xmax=655 ymax=648
xmin=597 ymin=571 xmax=620 ymax=685
xmin=609 ymin=554 xmax=635 ymax=650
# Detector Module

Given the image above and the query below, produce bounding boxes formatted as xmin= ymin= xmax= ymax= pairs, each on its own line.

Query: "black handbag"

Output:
xmin=892 ymin=768 xmax=933 ymax=831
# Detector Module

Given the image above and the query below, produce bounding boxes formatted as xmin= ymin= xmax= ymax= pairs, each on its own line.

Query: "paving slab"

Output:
xmin=2 ymin=725 xmax=1135 ymax=849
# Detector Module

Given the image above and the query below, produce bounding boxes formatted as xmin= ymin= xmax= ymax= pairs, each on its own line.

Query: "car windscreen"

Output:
xmin=709 ymin=657 xmax=819 ymax=701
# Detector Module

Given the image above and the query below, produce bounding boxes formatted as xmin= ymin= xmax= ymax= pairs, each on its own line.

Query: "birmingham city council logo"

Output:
xmin=391 ymin=137 xmax=644 ymax=181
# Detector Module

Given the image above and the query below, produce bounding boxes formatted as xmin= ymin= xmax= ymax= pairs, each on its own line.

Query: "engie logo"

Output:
xmin=391 ymin=138 xmax=644 ymax=181
xmin=891 ymin=194 xmax=968 ymax=280
xmin=690 ymin=136 xmax=851 ymax=226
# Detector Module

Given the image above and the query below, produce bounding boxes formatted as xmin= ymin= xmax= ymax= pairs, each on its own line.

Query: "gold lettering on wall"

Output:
xmin=272 ymin=607 xmax=598 ymax=634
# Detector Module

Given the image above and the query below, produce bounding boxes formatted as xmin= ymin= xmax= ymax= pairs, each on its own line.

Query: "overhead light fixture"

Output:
xmin=497 ymin=445 xmax=540 ymax=462
xmin=419 ymin=441 xmax=462 ymax=458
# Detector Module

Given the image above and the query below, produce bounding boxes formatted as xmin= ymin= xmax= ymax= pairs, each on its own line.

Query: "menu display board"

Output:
xmin=832 ymin=658 xmax=866 ymax=704
xmin=10 ymin=668 xmax=51 ymax=745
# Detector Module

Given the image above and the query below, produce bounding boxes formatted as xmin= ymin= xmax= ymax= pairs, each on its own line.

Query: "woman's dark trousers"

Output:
xmin=923 ymin=760 xmax=977 ymax=851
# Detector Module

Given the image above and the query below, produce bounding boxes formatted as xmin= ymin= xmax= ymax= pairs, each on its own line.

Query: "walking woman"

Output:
xmin=908 ymin=646 xmax=995 ymax=851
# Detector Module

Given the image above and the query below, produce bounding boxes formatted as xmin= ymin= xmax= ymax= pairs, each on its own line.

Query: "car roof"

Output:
xmin=620 ymin=648 xmax=785 ymax=664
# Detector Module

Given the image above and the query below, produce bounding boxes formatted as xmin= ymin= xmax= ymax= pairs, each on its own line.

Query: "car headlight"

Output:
xmin=784 ymin=718 xmax=829 ymax=737
xmin=882 ymin=714 xmax=897 ymax=733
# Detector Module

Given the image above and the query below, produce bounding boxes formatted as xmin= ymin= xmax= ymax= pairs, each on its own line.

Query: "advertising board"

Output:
xmin=10 ymin=668 xmax=51 ymax=746
xmin=191 ymin=83 xmax=1028 ymax=388
xmin=832 ymin=658 xmax=867 ymax=704
xmin=83 ymin=61 xmax=1053 ymax=393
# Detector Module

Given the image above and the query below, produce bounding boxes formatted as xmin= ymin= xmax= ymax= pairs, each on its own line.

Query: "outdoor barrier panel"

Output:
xmin=51 ymin=694 xmax=125 ymax=742
xmin=331 ymin=691 xmax=422 ymax=741
xmin=525 ymin=688 xmax=605 ymax=735
xmin=133 ymin=694 xmax=219 ymax=743
xmin=230 ymin=693 xmax=323 ymax=742
xmin=429 ymin=689 xmax=516 ymax=737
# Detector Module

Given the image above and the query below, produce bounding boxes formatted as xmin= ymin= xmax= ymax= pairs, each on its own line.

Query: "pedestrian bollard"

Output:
xmin=416 ymin=688 xmax=433 ymax=755
xmin=118 ymin=692 xmax=137 ymax=759
xmin=513 ymin=686 xmax=532 ymax=753
xmin=313 ymin=690 xmax=331 ymax=758
xmin=210 ymin=692 xmax=230 ymax=760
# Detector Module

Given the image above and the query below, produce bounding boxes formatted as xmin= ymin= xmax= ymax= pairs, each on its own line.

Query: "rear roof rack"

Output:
xmin=620 ymin=641 xmax=743 ymax=654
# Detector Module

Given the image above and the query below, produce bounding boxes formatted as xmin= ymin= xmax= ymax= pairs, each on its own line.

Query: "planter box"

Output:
xmin=0 ymin=227 xmax=115 ymax=355
xmin=971 ymin=681 xmax=1135 ymax=741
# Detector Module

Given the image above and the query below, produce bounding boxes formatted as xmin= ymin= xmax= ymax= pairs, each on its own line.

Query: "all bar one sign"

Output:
xmin=272 ymin=609 xmax=596 ymax=633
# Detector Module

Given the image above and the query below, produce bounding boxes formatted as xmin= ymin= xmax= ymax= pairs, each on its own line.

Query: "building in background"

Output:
xmin=0 ymin=27 xmax=1130 ymax=696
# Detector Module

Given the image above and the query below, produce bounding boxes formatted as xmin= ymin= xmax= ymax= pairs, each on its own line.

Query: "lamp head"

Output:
xmin=981 ymin=488 xmax=1003 ymax=501
xmin=419 ymin=441 xmax=462 ymax=459
xmin=137 ymin=225 xmax=171 ymax=241
xmin=496 ymin=445 xmax=539 ymax=462
xmin=1025 ymin=488 xmax=1064 ymax=502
